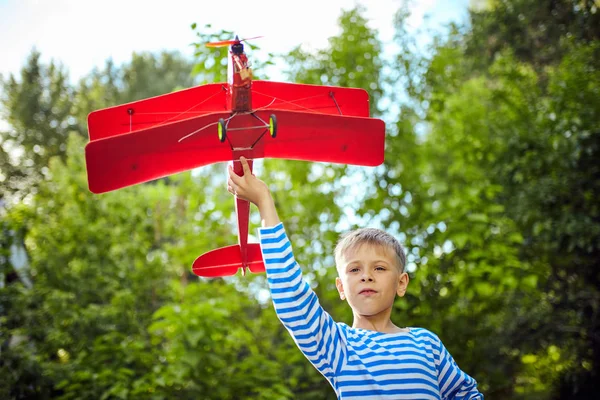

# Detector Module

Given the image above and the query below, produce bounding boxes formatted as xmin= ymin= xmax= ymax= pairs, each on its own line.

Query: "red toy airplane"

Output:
xmin=85 ymin=35 xmax=385 ymax=278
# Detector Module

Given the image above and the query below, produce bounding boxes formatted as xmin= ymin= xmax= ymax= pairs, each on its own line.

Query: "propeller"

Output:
xmin=205 ymin=35 xmax=263 ymax=48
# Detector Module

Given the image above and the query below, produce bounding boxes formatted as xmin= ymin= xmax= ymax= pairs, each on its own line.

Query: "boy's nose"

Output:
xmin=361 ymin=273 xmax=373 ymax=282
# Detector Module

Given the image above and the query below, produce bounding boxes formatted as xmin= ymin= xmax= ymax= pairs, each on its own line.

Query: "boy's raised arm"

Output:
xmin=228 ymin=157 xmax=347 ymax=382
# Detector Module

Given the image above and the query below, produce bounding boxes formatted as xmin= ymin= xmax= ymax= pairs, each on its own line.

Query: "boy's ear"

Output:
xmin=335 ymin=277 xmax=346 ymax=301
xmin=396 ymin=272 xmax=409 ymax=297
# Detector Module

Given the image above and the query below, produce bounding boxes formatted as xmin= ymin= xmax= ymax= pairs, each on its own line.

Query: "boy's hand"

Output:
xmin=227 ymin=156 xmax=268 ymax=206
xmin=227 ymin=157 xmax=280 ymax=227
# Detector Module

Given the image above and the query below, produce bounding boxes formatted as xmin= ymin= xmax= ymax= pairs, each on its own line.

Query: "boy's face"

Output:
xmin=335 ymin=243 xmax=409 ymax=318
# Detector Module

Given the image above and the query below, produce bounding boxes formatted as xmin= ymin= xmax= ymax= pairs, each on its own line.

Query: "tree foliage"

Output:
xmin=0 ymin=50 xmax=75 ymax=204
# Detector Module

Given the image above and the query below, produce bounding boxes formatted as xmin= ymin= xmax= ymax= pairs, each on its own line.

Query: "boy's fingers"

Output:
xmin=228 ymin=165 xmax=241 ymax=184
xmin=227 ymin=183 xmax=239 ymax=197
xmin=240 ymin=156 xmax=251 ymax=175
xmin=227 ymin=177 xmax=237 ymax=189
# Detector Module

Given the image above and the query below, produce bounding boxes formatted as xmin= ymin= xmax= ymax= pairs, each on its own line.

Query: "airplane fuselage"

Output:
xmin=228 ymin=41 xmax=255 ymax=274
xmin=228 ymin=42 xmax=253 ymax=112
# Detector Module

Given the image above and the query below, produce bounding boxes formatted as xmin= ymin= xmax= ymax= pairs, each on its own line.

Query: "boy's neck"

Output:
xmin=352 ymin=314 xmax=408 ymax=334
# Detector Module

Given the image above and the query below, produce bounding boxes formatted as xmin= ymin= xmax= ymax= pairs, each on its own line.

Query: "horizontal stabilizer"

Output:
xmin=192 ymin=244 xmax=265 ymax=278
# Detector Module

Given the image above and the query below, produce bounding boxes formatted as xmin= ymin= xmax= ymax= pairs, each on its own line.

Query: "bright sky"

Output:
xmin=0 ymin=0 xmax=470 ymax=83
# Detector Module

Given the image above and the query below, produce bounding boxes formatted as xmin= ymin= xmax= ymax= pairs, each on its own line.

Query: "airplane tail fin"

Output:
xmin=192 ymin=244 xmax=265 ymax=278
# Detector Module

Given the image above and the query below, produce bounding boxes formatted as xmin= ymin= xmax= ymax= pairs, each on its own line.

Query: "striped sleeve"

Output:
xmin=258 ymin=223 xmax=347 ymax=380
xmin=434 ymin=335 xmax=483 ymax=399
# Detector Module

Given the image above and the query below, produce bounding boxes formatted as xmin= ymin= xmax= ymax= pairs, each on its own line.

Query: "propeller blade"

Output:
xmin=205 ymin=36 xmax=264 ymax=48
xmin=240 ymin=35 xmax=263 ymax=42
xmin=205 ymin=39 xmax=238 ymax=48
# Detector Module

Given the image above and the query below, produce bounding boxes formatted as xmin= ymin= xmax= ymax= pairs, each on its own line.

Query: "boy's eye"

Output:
xmin=349 ymin=268 xmax=360 ymax=273
xmin=375 ymin=266 xmax=386 ymax=271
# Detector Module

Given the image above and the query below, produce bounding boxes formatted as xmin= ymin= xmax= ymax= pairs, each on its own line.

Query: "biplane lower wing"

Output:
xmin=85 ymin=111 xmax=232 ymax=194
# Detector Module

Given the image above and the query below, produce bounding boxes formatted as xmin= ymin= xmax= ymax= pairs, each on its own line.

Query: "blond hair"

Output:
xmin=334 ymin=228 xmax=406 ymax=272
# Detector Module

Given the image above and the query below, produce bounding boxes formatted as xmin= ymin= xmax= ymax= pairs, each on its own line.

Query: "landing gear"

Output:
xmin=218 ymin=118 xmax=227 ymax=142
xmin=269 ymin=114 xmax=277 ymax=138
xmin=216 ymin=114 xmax=275 ymax=143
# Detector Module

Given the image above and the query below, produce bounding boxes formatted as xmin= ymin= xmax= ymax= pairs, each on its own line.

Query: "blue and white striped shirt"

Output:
xmin=259 ymin=223 xmax=483 ymax=400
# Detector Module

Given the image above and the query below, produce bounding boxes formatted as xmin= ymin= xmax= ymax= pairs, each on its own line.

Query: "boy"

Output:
xmin=228 ymin=157 xmax=483 ymax=399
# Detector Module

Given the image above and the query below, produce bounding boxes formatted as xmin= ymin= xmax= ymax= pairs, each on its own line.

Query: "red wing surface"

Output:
xmin=88 ymin=83 xmax=228 ymax=141
xmin=85 ymin=112 xmax=232 ymax=193
xmin=251 ymin=81 xmax=370 ymax=117
xmin=257 ymin=110 xmax=385 ymax=166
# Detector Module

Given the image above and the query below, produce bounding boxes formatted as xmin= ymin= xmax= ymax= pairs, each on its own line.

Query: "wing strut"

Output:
xmin=329 ymin=91 xmax=343 ymax=115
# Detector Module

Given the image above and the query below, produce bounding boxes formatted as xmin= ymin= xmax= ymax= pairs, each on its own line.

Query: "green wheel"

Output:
xmin=269 ymin=114 xmax=277 ymax=138
xmin=218 ymin=119 xmax=227 ymax=142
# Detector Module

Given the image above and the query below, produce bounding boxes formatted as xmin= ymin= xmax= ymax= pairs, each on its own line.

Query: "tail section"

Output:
xmin=192 ymin=244 xmax=265 ymax=278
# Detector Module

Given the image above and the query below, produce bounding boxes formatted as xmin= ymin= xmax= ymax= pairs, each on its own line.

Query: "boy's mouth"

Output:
xmin=359 ymin=289 xmax=378 ymax=296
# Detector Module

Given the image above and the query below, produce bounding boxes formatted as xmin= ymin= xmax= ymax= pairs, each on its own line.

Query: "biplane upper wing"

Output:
xmin=251 ymin=80 xmax=370 ymax=117
xmin=85 ymin=111 xmax=232 ymax=194
xmin=88 ymin=83 xmax=228 ymax=141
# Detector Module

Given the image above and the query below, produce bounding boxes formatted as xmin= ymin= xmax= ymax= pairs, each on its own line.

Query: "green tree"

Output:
xmin=0 ymin=50 xmax=76 ymax=204
xmin=468 ymin=0 xmax=600 ymax=70
xmin=284 ymin=5 xmax=384 ymax=116
xmin=72 ymin=50 xmax=197 ymax=125
xmin=1 ymin=135 xmax=176 ymax=398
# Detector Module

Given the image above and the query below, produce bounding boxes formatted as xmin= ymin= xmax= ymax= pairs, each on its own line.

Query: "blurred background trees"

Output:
xmin=1 ymin=0 xmax=598 ymax=398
